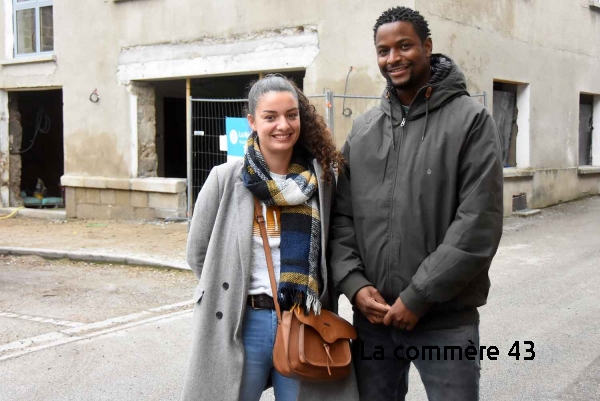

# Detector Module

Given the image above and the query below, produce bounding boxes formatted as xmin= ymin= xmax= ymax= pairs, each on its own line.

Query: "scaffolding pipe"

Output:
xmin=186 ymin=78 xmax=192 ymax=228
xmin=325 ymin=90 xmax=334 ymax=133
xmin=332 ymin=94 xmax=380 ymax=99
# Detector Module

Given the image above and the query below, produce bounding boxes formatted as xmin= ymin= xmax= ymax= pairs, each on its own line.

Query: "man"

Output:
xmin=330 ymin=6 xmax=503 ymax=401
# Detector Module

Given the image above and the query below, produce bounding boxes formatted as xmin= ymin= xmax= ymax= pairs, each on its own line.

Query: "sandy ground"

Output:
xmin=0 ymin=217 xmax=189 ymax=265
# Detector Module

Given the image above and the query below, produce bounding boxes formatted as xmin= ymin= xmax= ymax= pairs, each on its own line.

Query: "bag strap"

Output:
xmin=253 ymin=197 xmax=282 ymax=323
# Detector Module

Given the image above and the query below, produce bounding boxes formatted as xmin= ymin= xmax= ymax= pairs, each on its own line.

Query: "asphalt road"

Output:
xmin=1 ymin=196 xmax=599 ymax=400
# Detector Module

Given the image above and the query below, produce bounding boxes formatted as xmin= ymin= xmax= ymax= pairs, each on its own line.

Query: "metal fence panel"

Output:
xmin=188 ymin=91 xmax=488 ymax=214
xmin=306 ymin=94 xmax=330 ymax=136
xmin=190 ymin=99 xmax=247 ymax=206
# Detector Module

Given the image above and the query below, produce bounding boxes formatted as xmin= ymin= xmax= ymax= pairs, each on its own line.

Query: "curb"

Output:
xmin=0 ymin=247 xmax=190 ymax=271
xmin=0 ymin=208 xmax=66 ymax=220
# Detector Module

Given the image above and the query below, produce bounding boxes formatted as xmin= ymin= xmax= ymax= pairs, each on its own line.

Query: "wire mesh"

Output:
xmin=188 ymin=92 xmax=487 ymax=212
xmin=191 ymin=99 xmax=247 ymax=206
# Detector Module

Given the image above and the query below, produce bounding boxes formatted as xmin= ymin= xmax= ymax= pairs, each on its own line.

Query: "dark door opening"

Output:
xmin=151 ymin=71 xmax=305 ymax=207
xmin=163 ymin=97 xmax=187 ymax=178
xmin=9 ymin=89 xmax=64 ymax=207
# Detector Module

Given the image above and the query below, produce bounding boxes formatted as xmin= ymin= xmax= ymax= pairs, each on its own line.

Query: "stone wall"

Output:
xmin=8 ymin=95 xmax=23 ymax=206
xmin=62 ymin=176 xmax=186 ymax=220
xmin=132 ymin=82 xmax=157 ymax=178
xmin=0 ymin=90 xmax=8 ymax=207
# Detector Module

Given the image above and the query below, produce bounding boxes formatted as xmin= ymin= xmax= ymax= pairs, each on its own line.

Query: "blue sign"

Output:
xmin=225 ymin=117 xmax=251 ymax=159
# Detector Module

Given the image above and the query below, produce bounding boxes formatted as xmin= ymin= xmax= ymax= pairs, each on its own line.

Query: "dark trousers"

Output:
xmin=352 ymin=311 xmax=481 ymax=401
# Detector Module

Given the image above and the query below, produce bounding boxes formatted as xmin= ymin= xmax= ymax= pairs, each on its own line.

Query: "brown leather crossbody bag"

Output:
xmin=253 ymin=197 xmax=356 ymax=382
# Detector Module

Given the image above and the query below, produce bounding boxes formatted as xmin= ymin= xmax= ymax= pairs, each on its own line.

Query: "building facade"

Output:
xmin=1 ymin=0 xmax=599 ymax=219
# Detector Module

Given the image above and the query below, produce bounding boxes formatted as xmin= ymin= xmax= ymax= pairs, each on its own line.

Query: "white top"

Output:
xmin=248 ymin=172 xmax=286 ymax=296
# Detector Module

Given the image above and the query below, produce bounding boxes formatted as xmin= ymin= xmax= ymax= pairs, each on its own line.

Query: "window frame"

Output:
xmin=12 ymin=0 xmax=53 ymax=58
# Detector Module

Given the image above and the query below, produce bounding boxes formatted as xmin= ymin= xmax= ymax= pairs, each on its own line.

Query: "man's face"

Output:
xmin=375 ymin=21 xmax=432 ymax=94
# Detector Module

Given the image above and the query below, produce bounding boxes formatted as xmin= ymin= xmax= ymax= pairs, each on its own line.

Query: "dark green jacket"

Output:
xmin=330 ymin=55 xmax=504 ymax=330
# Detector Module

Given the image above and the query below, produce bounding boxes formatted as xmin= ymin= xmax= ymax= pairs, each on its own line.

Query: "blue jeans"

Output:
xmin=240 ymin=307 xmax=299 ymax=401
xmin=352 ymin=311 xmax=480 ymax=401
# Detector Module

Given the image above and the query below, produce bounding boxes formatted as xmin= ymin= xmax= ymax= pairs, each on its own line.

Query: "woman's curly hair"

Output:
xmin=247 ymin=74 xmax=344 ymax=183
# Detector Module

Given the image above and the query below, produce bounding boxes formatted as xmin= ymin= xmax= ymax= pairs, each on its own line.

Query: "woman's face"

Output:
xmin=247 ymin=91 xmax=300 ymax=164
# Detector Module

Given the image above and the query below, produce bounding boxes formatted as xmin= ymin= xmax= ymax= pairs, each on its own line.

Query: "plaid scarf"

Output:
xmin=243 ymin=133 xmax=322 ymax=314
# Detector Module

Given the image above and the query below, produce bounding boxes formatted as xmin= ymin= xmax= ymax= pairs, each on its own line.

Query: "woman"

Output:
xmin=181 ymin=75 xmax=358 ymax=401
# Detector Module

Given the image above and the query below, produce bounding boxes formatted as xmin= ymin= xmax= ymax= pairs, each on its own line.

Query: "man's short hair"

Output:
xmin=373 ymin=7 xmax=431 ymax=44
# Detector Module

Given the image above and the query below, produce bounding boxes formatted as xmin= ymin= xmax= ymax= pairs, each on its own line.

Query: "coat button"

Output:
xmin=222 ymin=282 xmax=229 ymax=290
xmin=216 ymin=311 xmax=223 ymax=319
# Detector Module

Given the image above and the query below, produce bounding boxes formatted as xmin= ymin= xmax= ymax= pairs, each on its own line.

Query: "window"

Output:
xmin=579 ymin=94 xmax=594 ymax=166
xmin=493 ymin=82 xmax=518 ymax=168
xmin=13 ymin=0 xmax=53 ymax=56
xmin=579 ymin=94 xmax=600 ymax=167
xmin=493 ymin=81 xmax=531 ymax=168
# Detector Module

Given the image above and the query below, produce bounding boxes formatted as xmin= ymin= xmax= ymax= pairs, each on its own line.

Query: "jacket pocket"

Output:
xmin=192 ymin=285 xmax=204 ymax=304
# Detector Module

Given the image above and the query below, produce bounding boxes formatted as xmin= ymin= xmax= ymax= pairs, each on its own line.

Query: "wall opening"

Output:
xmin=579 ymin=93 xmax=594 ymax=166
xmin=8 ymin=89 xmax=63 ymax=208
xmin=493 ymin=81 xmax=530 ymax=168
xmin=152 ymin=79 xmax=186 ymax=178
xmin=130 ymin=82 xmax=157 ymax=178
xmin=493 ymin=82 xmax=518 ymax=167
xmin=189 ymin=71 xmax=305 ymax=204
xmin=148 ymin=70 xmax=305 ymax=185
xmin=593 ymin=96 xmax=600 ymax=167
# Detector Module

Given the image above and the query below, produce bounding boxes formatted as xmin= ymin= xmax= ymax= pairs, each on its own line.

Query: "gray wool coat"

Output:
xmin=180 ymin=159 xmax=359 ymax=401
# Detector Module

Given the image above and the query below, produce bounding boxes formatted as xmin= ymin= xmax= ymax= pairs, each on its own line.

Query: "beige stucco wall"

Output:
xmin=419 ymin=0 xmax=600 ymax=170
xmin=0 ymin=1 xmax=134 ymax=178
xmin=0 ymin=0 xmax=411 ymax=179
xmin=0 ymin=0 xmax=599 ymax=215
xmin=414 ymin=0 xmax=600 ymax=212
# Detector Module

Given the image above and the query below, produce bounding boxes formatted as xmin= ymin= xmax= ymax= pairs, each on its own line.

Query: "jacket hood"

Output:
xmin=381 ymin=54 xmax=469 ymax=121
xmin=380 ymin=54 xmax=469 ymax=144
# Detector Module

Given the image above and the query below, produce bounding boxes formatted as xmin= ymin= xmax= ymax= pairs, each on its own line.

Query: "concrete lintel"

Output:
xmin=504 ymin=166 xmax=581 ymax=178
xmin=130 ymin=178 xmax=186 ymax=193
xmin=61 ymin=175 xmax=186 ymax=193
xmin=0 ymin=54 xmax=56 ymax=66
xmin=503 ymin=168 xmax=534 ymax=179
xmin=578 ymin=166 xmax=600 ymax=175
xmin=117 ymin=30 xmax=319 ymax=83
xmin=61 ymin=175 xmax=113 ymax=189
xmin=101 ymin=178 xmax=131 ymax=190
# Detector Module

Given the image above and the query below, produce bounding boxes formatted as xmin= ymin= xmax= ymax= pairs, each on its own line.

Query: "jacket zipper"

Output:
xmin=385 ymin=87 xmax=426 ymax=299
xmin=386 ymin=107 xmax=407 ymax=299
